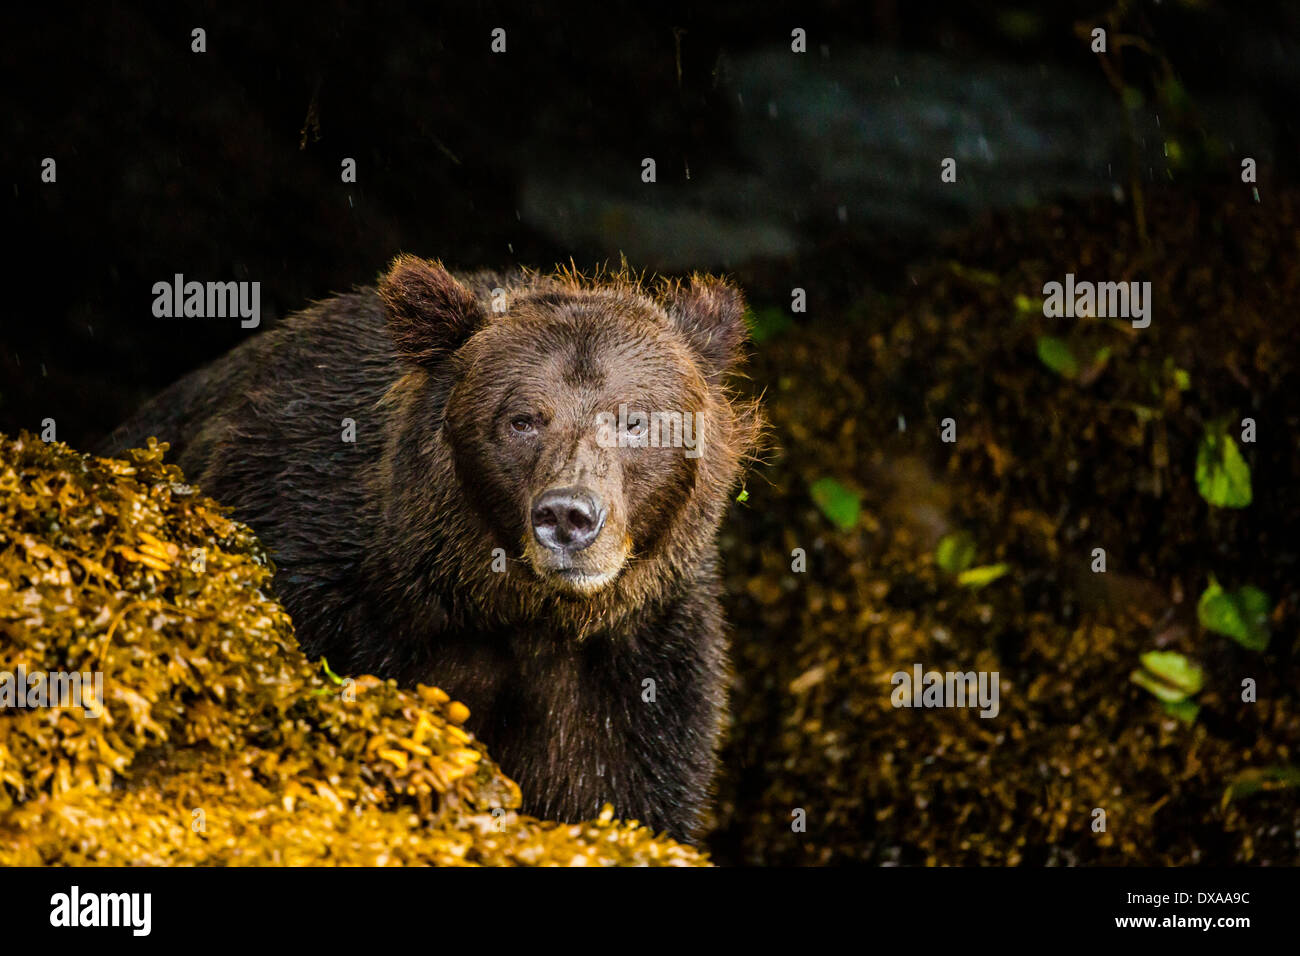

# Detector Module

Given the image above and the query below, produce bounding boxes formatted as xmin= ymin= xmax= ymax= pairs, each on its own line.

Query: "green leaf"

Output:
xmin=1130 ymin=669 xmax=1181 ymax=703
xmin=945 ymin=262 xmax=1000 ymax=286
xmin=1076 ymin=346 xmax=1112 ymax=386
xmin=1013 ymin=293 xmax=1037 ymax=316
xmin=1173 ymin=367 xmax=1190 ymax=391
xmin=1131 ymin=650 xmax=1203 ymax=702
xmin=744 ymin=306 xmax=794 ymax=344
xmin=1162 ymin=699 xmax=1199 ymax=724
xmin=1195 ymin=427 xmax=1252 ymax=508
xmin=935 ymin=531 xmax=977 ymax=574
xmin=735 ymin=488 xmax=749 ymax=504
xmin=321 ymin=656 xmax=345 ymax=685
xmin=809 ymin=477 xmax=860 ymax=532
xmin=1197 ymin=578 xmax=1271 ymax=651
xmin=1141 ymin=650 xmax=1205 ymax=695
xmin=1036 ymin=336 xmax=1079 ymax=378
xmin=955 ymin=563 xmax=1009 ymax=589
xmin=1157 ymin=74 xmax=1191 ymax=114
xmin=1224 ymin=766 xmax=1300 ymax=805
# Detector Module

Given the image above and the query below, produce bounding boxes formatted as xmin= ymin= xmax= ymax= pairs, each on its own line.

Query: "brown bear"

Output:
xmin=100 ymin=256 xmax=761 ymax=840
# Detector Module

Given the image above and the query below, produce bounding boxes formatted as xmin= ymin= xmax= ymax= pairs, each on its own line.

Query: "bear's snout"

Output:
xmin=531 ymin=487 xmax=606 ymax=553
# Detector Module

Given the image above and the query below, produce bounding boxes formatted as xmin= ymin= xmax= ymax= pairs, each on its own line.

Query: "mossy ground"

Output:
xmin=709 ymin=187 xmax=1299 ymax=865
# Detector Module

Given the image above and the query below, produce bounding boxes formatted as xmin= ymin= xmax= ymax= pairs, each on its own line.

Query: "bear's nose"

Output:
xmin=531 ymin=488 xmax=605 ymax=553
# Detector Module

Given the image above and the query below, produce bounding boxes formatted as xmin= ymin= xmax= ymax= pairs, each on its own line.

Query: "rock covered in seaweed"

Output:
xmin=0 ymin=433 xmax=705 ymax=866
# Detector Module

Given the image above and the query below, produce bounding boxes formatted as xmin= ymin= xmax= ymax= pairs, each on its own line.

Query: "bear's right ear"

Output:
xmin=378 ymin=255 xmax=485 ymax=365
xmin=661 ymin=273 xmax=749 ymax=384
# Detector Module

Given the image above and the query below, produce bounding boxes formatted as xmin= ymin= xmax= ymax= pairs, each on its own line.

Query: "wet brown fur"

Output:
xmin=100 ymin=256 xmax=762 ymax=839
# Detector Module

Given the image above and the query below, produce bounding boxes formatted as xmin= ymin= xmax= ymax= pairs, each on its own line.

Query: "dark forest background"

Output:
xmin=2 ymin=1 xmax=1296 ymax=447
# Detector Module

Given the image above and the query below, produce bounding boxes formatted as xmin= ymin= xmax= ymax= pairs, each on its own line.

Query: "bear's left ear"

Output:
xmin=662 ymin=274 xmax=749 ymax=383
xmin=378 ymin=255 xmax=486 ymax=366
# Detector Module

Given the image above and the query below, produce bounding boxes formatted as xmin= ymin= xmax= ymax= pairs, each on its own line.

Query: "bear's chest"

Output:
xmin=420 ymin=626 xmax=668 ymax=819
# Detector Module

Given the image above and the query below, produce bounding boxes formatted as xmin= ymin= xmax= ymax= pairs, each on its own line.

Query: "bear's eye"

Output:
xmin=625 ymin=416 xmax=648 ymax=438
xmin=510 ymin=415 xmax=537 ymax=434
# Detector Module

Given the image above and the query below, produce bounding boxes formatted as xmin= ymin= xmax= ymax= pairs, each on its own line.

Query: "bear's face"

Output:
xmin=379 ymin=256 xmax=757 ymax=616
xmin=447 ymin=294 xmax=708 ymax=594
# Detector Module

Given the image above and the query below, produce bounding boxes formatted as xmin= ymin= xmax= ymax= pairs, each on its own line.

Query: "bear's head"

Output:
xmin=377 ymin=255 xmax=761 ymax=633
